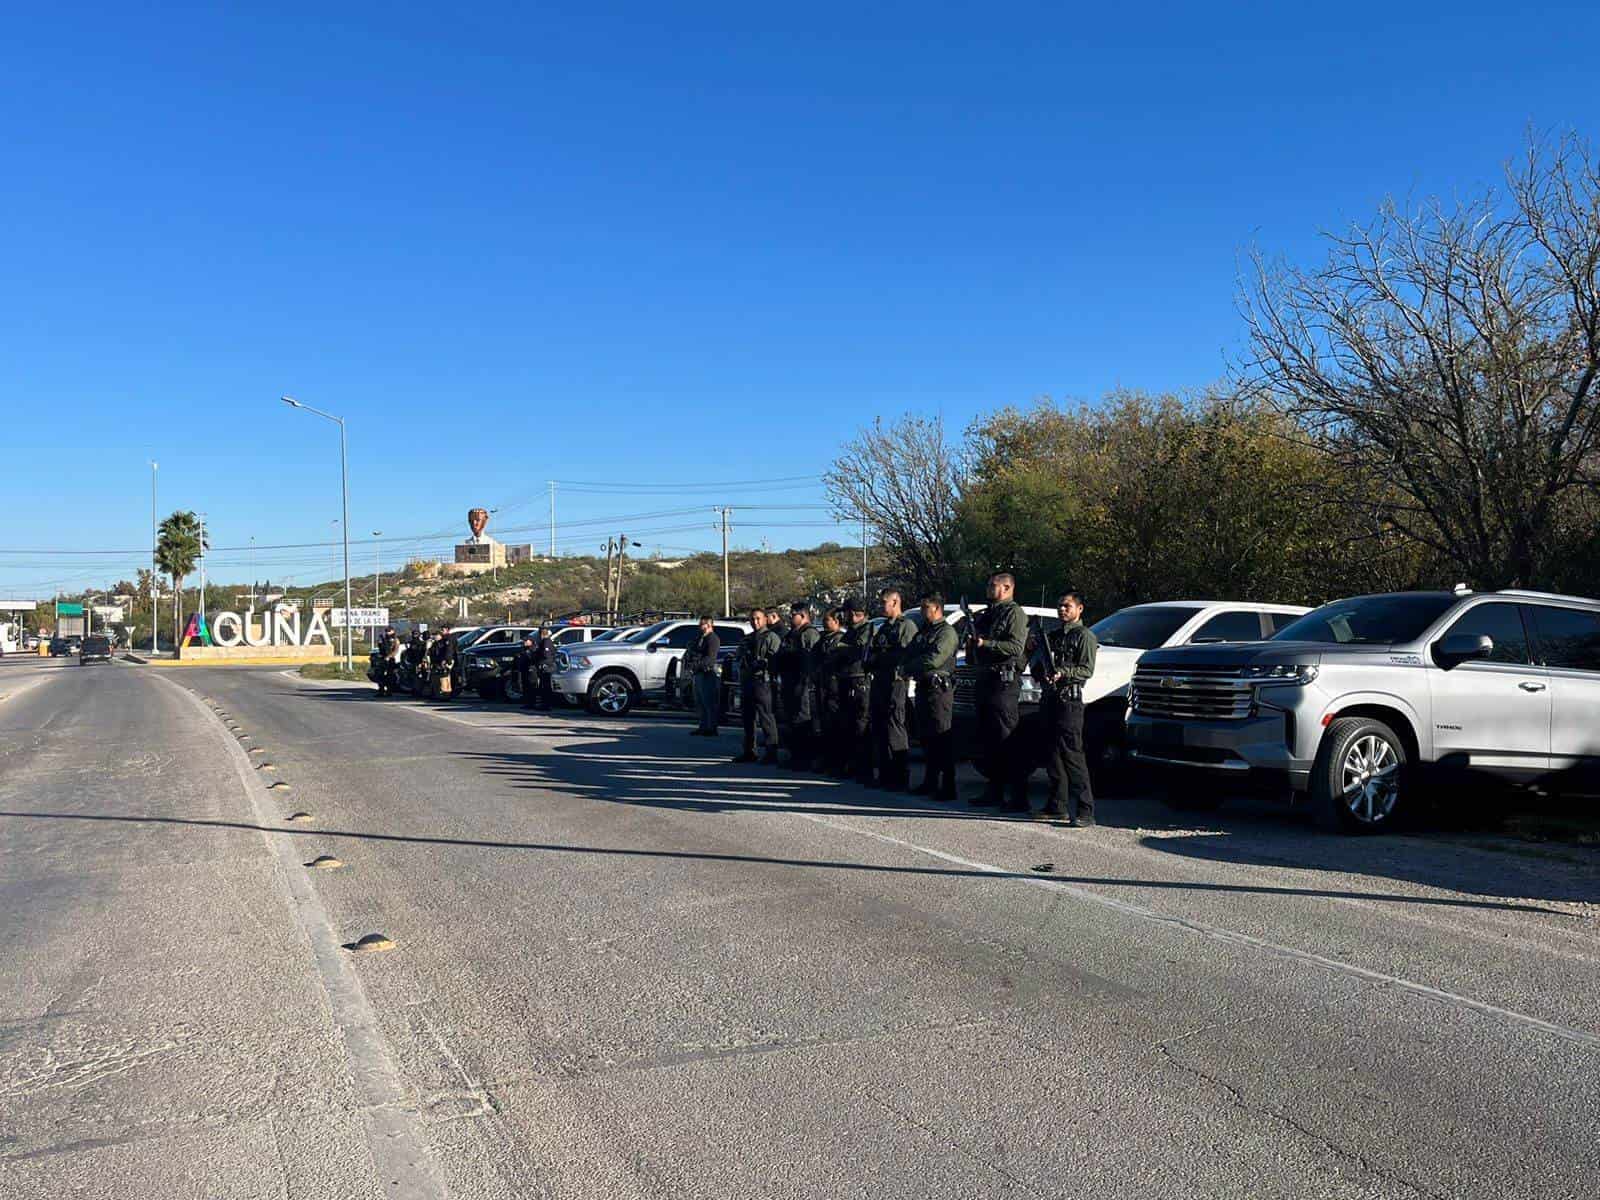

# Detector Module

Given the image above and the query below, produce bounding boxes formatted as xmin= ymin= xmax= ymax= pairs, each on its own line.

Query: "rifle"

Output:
xmin=958 ymin=594 xmax=972 ymax=661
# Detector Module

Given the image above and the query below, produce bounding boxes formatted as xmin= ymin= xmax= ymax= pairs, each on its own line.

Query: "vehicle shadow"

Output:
xmin=1138 ymin=796 xmax=1600 ymax=907
xmin=287 ymin=682 xmax=1600 ymax=908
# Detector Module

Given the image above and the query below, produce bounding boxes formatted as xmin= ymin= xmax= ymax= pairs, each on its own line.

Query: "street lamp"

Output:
xmin=372 ymin=530 xmax=383 ymax=607
xmin=282 ymin=395 xmax=352 ymax=669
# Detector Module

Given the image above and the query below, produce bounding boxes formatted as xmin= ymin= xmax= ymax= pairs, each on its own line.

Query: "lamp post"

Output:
xmin=282 ymin=395 xmax=352 ymax=669
xmin=150 ymin=461 xmax=158 ymax=655
xmin=372 ymin=530 xmax=382 ymax=606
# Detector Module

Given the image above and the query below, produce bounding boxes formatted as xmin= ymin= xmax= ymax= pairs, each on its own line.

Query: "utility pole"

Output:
xmin=198 ymin=512 xmax=208 ymax=629
xmin=150 ymin=461 xmax=158 ymax=655
xmin=716 ymin=506 xmax=731 ymax=618
xmin=615 ymin=532 xmax=629 ymax=622
xmin=372 ymin=530 xmax=383 ymax=606
xmin=860 ymin=511 xmax=868 ymax=597
xmin=602 ymin=538 xmax=615 ymax=622
xmin=548 ymin=480 xmax=556 ymax=557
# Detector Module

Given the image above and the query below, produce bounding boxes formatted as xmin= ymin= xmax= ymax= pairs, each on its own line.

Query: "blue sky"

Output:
xmin=3 ymin=2 xmax=1597 ymax=595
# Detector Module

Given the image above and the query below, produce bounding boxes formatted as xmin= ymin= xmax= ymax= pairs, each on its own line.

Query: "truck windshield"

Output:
xmin=1270 ymin=593 xmax=1458 ymax=645
xmin=1090 ymin=606 xmax=1197 ymax=649
xmin=628 ymin=621 xmax=675 ymax=644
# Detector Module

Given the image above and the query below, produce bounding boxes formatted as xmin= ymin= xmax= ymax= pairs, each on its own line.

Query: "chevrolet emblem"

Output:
xmin=1160 ymin=676 xmax=1176 ymax=688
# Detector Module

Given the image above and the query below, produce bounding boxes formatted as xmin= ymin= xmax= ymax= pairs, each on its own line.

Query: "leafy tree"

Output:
xmin=1242 ymin=133 xmax=1600 ymax=589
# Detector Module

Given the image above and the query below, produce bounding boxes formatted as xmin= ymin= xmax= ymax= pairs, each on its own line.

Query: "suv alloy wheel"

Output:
xmin=1313 ymin=716 xmax=1407 ymax=833
xmin=503 ymin=671 xmax=524 ymax=703
xmin=587 ymin=672 xmax=636 ymax=716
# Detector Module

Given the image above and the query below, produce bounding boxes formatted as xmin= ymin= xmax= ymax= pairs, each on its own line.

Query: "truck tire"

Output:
xmin=587 ymin=672 xmax=637 ymax=717
xmin=1312 ymin=716 xmax=1408 ymax=833
xmin=501 ymin=673 xmax=522 ymax=704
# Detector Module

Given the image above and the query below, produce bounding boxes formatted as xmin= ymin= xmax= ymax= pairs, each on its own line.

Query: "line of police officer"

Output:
xmin=724 ymin=574 xmax=1099 ymax=826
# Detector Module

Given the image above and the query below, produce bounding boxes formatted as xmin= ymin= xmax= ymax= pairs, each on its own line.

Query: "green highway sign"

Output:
xmin=56 ymin=602 xmax=84 ymax=616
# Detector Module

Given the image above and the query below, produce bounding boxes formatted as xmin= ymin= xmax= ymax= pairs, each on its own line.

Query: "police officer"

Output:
xmin=734 ymin=607 xmax=781 ymax=764
xmin=1035 ymin=589 xmax=1099 ymax=826
xmin=901 ymin=593 xmax=960 ymax=801
xmin=683 ymin=616 xmax=722 ymax=736
xmin=812 ymin=608 xmax=848 ymax=774
xmin=775 ymin=602 xmax=821 ymax=770
xmin=866 ymin=588 xmax=917 ymax=789
xmin=430 ymin=626 xmax=457 ymax=699
xmin=515 ymin=634 xmax=539 ymax=708
xmin=837 ymin=598 xmax=874 ymax=783
xmin=375 ymin=627 xmax=400 ymax=696
xmin=968 ymin=572 xmax=1029 ymax=811
xmin=533 ymin=626 xmax=557 ymax=710
xmin=403 ymin=629 xmax=426 ymax=693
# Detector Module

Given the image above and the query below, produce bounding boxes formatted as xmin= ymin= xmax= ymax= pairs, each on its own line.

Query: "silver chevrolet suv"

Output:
xmin=1126 ymin=588 xmax=1600 ymax=832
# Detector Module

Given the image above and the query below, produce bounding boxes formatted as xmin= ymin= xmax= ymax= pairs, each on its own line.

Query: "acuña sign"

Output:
xmin=183 ymin=608 xmax=335 ymax=649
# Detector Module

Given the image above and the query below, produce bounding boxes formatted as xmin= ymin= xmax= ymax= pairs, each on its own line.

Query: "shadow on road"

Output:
xmin=0 ymin=808 xmax=1574 ymax=916
xmin=272 ymin=681 xmax=1600 ymax=908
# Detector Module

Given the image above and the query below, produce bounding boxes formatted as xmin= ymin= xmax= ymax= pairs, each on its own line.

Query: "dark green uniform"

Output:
xmin=867 ymin=613 xmax=919 ymax=788
xmin=836 ymin=618 xmax=873 ymax=778
xmin=1037 ymin=619 xmax=1099 ymax=823
xmin=812 ymin=627 xmax=848 ymax=773
xmin=901 ymin=617 xmax=960 ymax=800
xmin=735 ymin=626 xmax=782 ymax=762
xmin=775 ymin=622 xmax=821 ymax=769
xmin=970 ymin=599 xmax=1028 ymax=809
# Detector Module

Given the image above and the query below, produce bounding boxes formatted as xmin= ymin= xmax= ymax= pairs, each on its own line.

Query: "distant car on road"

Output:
xmin=79 ymin=635 xmax=112 ymax=665
xmin=49 ymin=636 xmax=71 ymax=657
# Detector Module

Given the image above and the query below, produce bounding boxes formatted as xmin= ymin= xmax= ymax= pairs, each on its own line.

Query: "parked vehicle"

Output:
xmin=955 ymin=600 xmax=1308 ymax=780
xmin=1125 ymin=588 xmax=1600 ymax=832
xmin=552 ymin=618 xmax=751 ymax=716
xmin=78 ymin=634 xmax=112 ymax=665
xmin=48 ymin=636 xmax=70 ymax=657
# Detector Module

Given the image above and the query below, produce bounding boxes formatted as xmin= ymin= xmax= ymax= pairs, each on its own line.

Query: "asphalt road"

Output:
xmin=2 ymin=655 xmax=1598 ymax=1199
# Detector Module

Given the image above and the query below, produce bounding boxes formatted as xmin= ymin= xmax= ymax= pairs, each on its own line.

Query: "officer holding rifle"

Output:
xmin=1034 ymin=589 xmax=1099 ymax=826
xmin=900 ymin=593 xmax=960 ymax=802
xmin=967 ymin=572 xmax=1029 ymax=811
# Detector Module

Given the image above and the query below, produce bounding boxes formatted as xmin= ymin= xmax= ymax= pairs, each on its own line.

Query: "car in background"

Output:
xmin=552 ymin=618 xmax=751 ymax=715
xmin=48 ymin=636 xmax=71 ymax=657
xmin=459 ymin=625 xmax=619 ymax=698
xmin=1127 ymin=588 xmax=1600 ymax=831
xmin=956 ymin=600 xmax=1309 ymax=781
xmin=78 ymin=634 xmax=113 ymax=665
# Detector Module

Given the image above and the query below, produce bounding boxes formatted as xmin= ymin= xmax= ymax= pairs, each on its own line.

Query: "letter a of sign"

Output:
xmin=180 ymin=613 xmax=214 ymax=649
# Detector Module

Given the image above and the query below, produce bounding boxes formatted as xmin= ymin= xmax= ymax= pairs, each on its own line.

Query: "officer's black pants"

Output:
xmin=742 ymin=679 xmax=777 ymax=756
xmin=1044 ymin=693 xmax=1094 ymax=821
xmin=976 ymin=669 xmax=1026 ymax=803
xmin=519 ymin=667 xmax=537 ymax=707
xmin=869 ymin=676 xmax=909 ymax=781
xmin=693 ymin=671 xmax=720 ymax=733
xmin=842 ymin=679 xmax=872 ymax=779
xmin=915 ymin=681 xmax=955 ymax=790
xmin=780 ymin=681 xmax=814 ymax=765
xmin=537 ymin=669 xmax=554 ymax=710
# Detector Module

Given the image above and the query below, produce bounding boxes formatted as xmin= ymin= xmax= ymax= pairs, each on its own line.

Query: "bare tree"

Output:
xmin=824 ymin=414 xmax=967 ymax=594
xmin=1241 ymin=134 xmax=1600 ymax=587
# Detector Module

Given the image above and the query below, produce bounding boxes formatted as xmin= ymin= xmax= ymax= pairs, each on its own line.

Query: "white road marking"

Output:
xmin=277 ymin=669 xmax=1600 ymax=1051
xmin=153 ymin=674 xmax=449 ymax=1199
xmin=794 ymin=812 xmax=1600 ymax=1051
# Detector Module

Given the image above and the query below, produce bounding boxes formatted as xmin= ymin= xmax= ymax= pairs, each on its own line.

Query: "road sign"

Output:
xmin=329 ymin=607 xmax=390 ymax=629
xmin=56 ymin=602 xmax=84 ymax=616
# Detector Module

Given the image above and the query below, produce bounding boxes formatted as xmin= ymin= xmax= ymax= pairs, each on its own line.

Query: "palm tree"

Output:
xmin=155 ymin=511 xmax=205 ymax=649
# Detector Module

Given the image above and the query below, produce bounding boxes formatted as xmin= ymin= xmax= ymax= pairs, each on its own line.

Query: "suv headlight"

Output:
xmin=568 ymin=655 xmax=591 ymax=670
xmin=1242 ymin=663 xmax=1318 ymax=686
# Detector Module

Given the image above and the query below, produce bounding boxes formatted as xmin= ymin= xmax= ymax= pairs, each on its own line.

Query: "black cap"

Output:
xmin=841 ymin=596 xmax=864 ymax=613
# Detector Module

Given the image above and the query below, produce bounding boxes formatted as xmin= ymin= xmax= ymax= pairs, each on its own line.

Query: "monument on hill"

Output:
xmin=452 ymin=507 xmax=533 ymax=574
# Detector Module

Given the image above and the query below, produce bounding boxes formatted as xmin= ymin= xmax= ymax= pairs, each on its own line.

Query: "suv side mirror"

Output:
xmin=1433 ymin=633 xmax=1493 ymax=669
xmin=646 ymin=641 xmax=659 ymax=653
